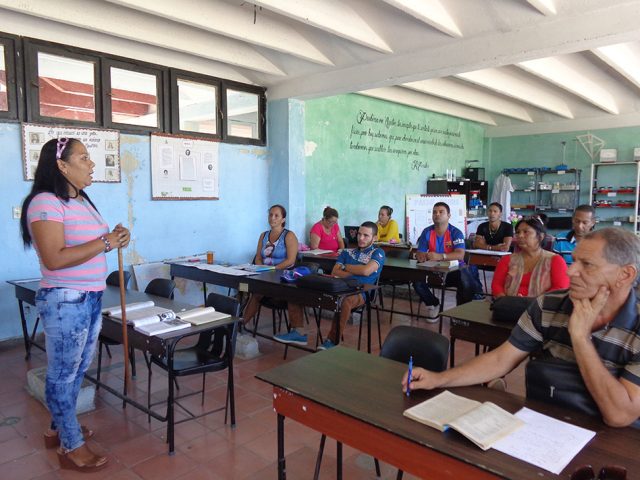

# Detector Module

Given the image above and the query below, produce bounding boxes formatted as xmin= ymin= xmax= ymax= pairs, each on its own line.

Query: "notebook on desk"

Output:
xmin=344 ymin=225 xmax=359 ymax=246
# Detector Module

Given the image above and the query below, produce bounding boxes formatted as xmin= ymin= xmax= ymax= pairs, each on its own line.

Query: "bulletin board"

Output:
xmin=150 ymin=133 xmax=219 ymax=200
xmin=405 ymin=194 xmax=467 ymax=245
xmin=22 ymin=123 xmax=120 ymax=182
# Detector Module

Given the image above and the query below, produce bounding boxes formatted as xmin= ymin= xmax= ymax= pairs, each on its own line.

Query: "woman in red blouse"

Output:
xmin=492 ymin=217 xmax=568 ymax=297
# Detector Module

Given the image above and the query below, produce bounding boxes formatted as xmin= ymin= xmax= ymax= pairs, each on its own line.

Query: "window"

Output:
xmin=0 ymin=34 xmax=20 ymax=120
xmin=25 ymin=42 xmax=101 ymax=126
xmin=102 ymin=59 xmax=165 ymax=132
xmin=223 ymin=83 xmax=266 ymax=145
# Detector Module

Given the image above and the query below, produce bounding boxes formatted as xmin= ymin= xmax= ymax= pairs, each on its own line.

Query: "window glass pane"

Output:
xmin=38 ymin=52 xmax=95 ymax=121
xmin=110 ymin=67 xmax=158 ymax=127
xmin=177 ymin=79 xmax=217 ymax=134
xmin=227 ymin=89 xmax=259 ymax=139
xmin=0 ymin=45 xmax=7 ymax=111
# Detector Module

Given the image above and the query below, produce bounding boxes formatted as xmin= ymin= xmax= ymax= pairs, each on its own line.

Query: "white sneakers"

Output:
xmin=425 ymin=305 xmax=440 ymax=323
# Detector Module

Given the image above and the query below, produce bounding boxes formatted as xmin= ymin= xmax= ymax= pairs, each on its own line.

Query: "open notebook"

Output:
xmin=177 ymin=307 xmax=231 ymax=325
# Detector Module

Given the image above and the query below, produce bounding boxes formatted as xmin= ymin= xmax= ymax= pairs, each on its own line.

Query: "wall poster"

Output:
xmin=405 ymin=194 xmax=467 ymax=244
xmin=22 ymin=123 xmax=120 ymax=182
xmin=150 ymin=133 xmax=219 ymax=200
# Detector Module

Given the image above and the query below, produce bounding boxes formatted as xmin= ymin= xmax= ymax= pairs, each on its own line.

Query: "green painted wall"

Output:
xmin=304 ymin=94 xmax=485 ymax=240
xmin=485 ymin=126 xmax=640 ymax=206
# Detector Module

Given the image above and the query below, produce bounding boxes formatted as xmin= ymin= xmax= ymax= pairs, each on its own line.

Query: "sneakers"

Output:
xmin=472 ymin=293 xmax=485 ymax=301
xmin=273 ymin=330 xmax=308 ymax=346
xmin=317 ymin=339 xmax=336 ymax=351
xmin=424 ymin=304 xmax=440 ymax=323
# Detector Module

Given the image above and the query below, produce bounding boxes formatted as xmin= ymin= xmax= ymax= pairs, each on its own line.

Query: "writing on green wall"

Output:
xmin=304 ymin=94 xmax=485 ymax=238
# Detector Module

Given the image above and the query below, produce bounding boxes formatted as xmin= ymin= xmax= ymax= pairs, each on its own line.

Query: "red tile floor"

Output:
xmin=0 ymin=288 xmax=525 ymax=479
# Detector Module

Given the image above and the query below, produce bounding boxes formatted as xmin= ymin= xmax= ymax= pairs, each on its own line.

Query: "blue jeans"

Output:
xmin=413 ymin=268 xmax=483 ymax=306
xmin=36 ymin=288 xmax=103 ymax=451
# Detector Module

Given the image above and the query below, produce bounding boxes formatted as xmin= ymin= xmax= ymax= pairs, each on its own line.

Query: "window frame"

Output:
xmin=170 ymin=69 xmax=222 ymax=140
xmin=25 ymin=39 xmax=102 ymax=127
xmin=222 ymin=81 xmax=266 ymax=146
xmin=101 ymin=57 xmax=167 ymax=134
xmin=0 ymin=33 xmax=22 ymax=121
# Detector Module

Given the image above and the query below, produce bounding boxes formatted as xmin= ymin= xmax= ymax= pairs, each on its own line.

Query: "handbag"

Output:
xmin=525 ymin=354 xmax=600 ymax=417
xmin=490 ymin=296 xmax=534 ymax=324
xmin=296 ymin=274 xmax=360 ymax=293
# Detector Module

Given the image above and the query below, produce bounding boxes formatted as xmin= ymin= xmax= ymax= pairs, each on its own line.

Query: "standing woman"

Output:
xmin=242 ymin=204 xmax=299 ymax=324
xmin=309 ymin=206 xmax=345 ymax=251
xmin=20 ymin=138 xmax=130 ymax=471
xmin=377 ymin=205 xmax=400 ymax=242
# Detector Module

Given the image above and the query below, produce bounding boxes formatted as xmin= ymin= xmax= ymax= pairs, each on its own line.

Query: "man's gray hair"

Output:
xmin=584 ymin=228 xmax=640 ymax=277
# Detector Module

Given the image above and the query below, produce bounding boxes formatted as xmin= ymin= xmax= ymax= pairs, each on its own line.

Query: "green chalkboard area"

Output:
xmin=304 ymin=94 xmax=485 ymax=240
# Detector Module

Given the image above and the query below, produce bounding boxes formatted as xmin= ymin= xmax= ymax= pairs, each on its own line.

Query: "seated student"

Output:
xmin=309 ymin=206 xmax=345 ymax=251
xmin=377 ymin=205 xmax=400 ymax=242
xmin=513 ymin=212 xmax=554 ymax=252
xmin=492 ymin=216 xmax=568 ymax=298
xmin=553 ymin=205 xmax=596 ymax=265
xmin=473 ymin=202 xmax=513 ymax=252
xmin=413 ymin=202 xmax=483 ymax=322
xmin=274 ymin=222 xmax=385 ymax=349
xmin=242 ymin=204 xmax=298 ymax=326
xmin=403 ymin=228 xmax=640 ymax=427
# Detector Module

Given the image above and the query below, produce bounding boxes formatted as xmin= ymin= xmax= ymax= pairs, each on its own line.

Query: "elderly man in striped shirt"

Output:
xmin=403 ymin=227 xmax=640 ymax=427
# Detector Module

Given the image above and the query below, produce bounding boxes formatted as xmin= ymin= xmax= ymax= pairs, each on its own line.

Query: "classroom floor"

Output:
xmin=0 ymin=286 xmax=525 ymax=480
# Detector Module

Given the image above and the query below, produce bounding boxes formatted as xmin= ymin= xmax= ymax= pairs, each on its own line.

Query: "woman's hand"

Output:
xmin=106 ymin=223 xmax=130 ymax=250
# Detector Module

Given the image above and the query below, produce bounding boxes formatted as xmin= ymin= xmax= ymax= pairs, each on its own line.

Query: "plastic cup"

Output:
xmin=206 ymin=251 xmax=215 ymax=264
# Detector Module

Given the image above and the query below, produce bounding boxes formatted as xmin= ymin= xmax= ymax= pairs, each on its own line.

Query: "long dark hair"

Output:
xmin=20 ymin=138 xmax=96 ymax=247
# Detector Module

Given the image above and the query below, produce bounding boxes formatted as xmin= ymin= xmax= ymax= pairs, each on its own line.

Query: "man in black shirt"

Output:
xmin=474 ymin=202 xmax=514 ymax=251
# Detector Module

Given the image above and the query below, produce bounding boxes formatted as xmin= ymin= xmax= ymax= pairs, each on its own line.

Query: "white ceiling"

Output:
xmin=1 ymin=0 xmax=640 ymax=136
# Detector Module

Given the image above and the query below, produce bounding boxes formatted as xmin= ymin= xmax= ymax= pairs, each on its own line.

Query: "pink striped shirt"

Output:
xmin=28 ymin=192 xmax=108 ymax=291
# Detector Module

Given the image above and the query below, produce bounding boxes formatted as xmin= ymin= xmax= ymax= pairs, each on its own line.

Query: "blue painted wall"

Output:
xmin=0 ymin=122 xmax=270 ymax=341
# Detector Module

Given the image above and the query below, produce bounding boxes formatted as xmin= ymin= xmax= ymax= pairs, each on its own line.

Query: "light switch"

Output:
xmin=12 ymin=206 xmax=21 ymax=219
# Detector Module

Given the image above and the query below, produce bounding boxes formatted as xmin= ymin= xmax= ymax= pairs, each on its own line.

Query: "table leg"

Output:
xmin=337 ymin=441 xmax=343 ymax=480
xmin=227 ymin=329 xmax=236 ymax=426
xmin=277 ymin=413 xmax=286 ymax=480
xmin=367 ymin=295 xmax=372 ymax=354
xmin=450 ymin=336 xmax=456 ymax=367
xmin=17 ymin=300 xmax=31 ymax=360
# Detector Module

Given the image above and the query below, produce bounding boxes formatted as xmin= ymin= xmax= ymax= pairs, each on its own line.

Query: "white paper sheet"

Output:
xmin=492 ymin=407 xmax=595 ymax=475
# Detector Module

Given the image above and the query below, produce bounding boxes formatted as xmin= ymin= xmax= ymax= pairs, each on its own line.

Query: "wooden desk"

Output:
xmin=8 ymin=279 xmax=238 ymax=454
xmin=440 ymin=300 xmax=512 ymax=366
xmin=169 ymin=262 xmax=245 ymax=304
xmin=257 ymin=347 xmax=640 ymax=480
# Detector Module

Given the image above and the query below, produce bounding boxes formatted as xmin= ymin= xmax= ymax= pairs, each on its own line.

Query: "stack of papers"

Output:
xmin=134 ymin=319 xmax=190 ymax=336
xmin=303 ymin=249 xmax=334 ymax=255
xmin=417 ymin=259 xmax=459 ymax=268
xmin=231 ymin=263 xmax=275 ymax=273
xmin=103 ymin=301 xmax=189 ymax=335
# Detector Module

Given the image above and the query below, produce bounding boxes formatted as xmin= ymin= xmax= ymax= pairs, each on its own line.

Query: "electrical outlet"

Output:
xmin=12 ymin=206 xmax=21 ymax=219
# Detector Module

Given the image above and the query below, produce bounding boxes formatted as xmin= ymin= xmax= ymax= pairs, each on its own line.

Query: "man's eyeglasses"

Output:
xmin=571 ymin=464 xmax=627 ymax=480
xmin=56 ymin=137 xmax=69 ymax=160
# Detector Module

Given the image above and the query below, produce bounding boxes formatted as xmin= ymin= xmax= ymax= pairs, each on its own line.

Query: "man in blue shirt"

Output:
xmin=274 ymin=221 xmax=385 ymax=349
xmin=413 ymin=202 xmax=482 ymax=321
xmin=553 ymin=205 xmax=596 ymax=265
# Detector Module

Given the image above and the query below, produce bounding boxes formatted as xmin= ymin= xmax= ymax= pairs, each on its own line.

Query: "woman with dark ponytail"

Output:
xmin=20 ymin=138 xmax=130 ymax=472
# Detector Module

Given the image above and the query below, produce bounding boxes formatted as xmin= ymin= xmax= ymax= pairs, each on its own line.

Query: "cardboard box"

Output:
xmin=600 ymin=149 xmax=617 ymax=163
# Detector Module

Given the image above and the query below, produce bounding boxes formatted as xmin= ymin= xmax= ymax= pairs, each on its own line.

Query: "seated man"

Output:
xmin=403 ymin=227 xmax=640 ymax=427
xmin=413 ymin=202 xmax=482 ymax=322
xmin=274 ymin=221 xmax=385 ymax=350
xmin=553 ymin=205 xmax=596 ymax=265
xmin=473 ymin=202 xmax=513 ymax=252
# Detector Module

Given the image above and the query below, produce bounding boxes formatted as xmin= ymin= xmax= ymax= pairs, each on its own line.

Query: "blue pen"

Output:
xmin=407 ymin=355 xmax=413 ymax=397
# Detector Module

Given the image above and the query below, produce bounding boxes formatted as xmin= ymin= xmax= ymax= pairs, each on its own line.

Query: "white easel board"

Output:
xmin=151 ymin=133 xmax=219 ymax=200
xmin=405 ymin=194 xmax=467 ymax=245
xmin=22 ymin=123 xmax=120 ymax=182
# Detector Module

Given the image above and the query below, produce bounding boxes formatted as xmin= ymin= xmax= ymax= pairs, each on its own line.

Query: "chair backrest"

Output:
xmin=106 ymin=270 xmax=131 ymax=288
xmin=344 ymin=225 xmax=359 ymax=246
xmin=206 ymin=292 xmax=241 ymax=316
xmin=144 ymin=278 xmax=176 ymax=299
xmin=203 ymin=292 xmax=241 ymax=356
xmin=380 ymin=326 xmax=449 ymax=372
xmin=385 ymin=248 xmax=410 ymax=260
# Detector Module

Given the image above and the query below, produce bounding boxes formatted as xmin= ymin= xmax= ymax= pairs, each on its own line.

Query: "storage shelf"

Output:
xmin=590 ymin=162 xmax=640 ymax=234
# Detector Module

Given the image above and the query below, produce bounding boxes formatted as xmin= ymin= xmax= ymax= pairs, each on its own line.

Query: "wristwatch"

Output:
xmin=341 ymin=264 xmax=347 ymax=271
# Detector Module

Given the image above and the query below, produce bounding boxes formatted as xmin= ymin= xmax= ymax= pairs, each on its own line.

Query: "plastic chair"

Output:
xmin=106 ymin=270 xmax=131 ymax=288
xmin=146 ymin=292 xmax=240 ymax=428
xmin=144 ymin=278 xmax=176 ymax=299
xmin=314 ymin=326 xmax=450 ymax=480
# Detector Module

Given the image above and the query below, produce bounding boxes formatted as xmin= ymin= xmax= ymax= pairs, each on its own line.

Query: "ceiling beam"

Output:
xmin=105 ymin=0 xmax=333 ymax=66
xmin=268 ymin=2 xmax=640 ymax=99
xmin=517 ymin=57 xmax=619 ymax=114
xmin=0 ymin=0 xmax=286 ymax=76
xmin=253 ymin=0 xmax=392 ymax=53
xmin=403 ymin=78 xmax=532 ymax=122
xmin=456 ymin=68 xmax=574 ymax=118
xmin=525 ymin=0 xmax=557 ymax=16
xmin=360 ymin=87 xmax=497 ymax=125
xmin=592 ymin=43 xmax=640 ymax=90
xmin=381 ymin=0 xmax=462 ymax=37
xmin=0 ymin=8 xmax=254 ymax=83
